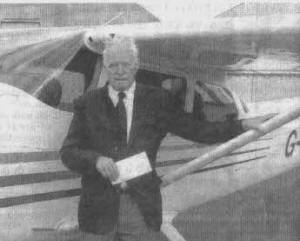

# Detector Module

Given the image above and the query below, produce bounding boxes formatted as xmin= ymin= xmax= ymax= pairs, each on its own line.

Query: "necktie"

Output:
xmin=117 ymin=92 xmax=127 ymax=147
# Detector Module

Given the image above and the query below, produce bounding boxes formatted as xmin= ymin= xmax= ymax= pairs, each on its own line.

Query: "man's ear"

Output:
xmin=133 ymin=61 xmax=140 ymax=74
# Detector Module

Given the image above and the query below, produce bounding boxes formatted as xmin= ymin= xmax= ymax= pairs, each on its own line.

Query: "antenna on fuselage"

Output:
xmin=103 ymin=12 xmax=125 ymax=26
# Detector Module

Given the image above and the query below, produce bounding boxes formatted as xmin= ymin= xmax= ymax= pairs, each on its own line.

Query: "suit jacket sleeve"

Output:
xmin=60 ymin=96 xmax=100 ymax=175
xmin=159 ymin=91 xmax=244 ymax=144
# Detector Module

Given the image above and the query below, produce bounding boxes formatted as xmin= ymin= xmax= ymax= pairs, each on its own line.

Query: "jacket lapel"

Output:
xmin=96 ymin=86 xmax=118 ymax=131
xmin=127 ymin=83 xmax=147 ymax=147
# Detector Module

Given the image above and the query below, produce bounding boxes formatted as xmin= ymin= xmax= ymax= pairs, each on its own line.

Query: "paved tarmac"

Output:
xmin=26 ymin=166 xmax=300 ymax=241
xmin=174 ymin=166 xmax=300 ymax=241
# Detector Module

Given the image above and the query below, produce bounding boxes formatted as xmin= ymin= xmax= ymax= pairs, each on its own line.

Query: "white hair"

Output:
xmin=103 ymin=35 xmax=139 ymax=67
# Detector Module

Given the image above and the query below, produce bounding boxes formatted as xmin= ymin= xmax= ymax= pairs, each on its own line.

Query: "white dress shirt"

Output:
xmin=108 ymin=82 xmax=136 ymax=142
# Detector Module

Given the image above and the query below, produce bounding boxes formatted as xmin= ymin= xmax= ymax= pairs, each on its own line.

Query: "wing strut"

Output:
xmin=161 ymin=106 xmax=300 ymax=187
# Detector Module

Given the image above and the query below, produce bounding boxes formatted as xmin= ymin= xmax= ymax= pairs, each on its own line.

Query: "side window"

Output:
xmin=135 ymin=69 xmax=187 ymax=111
xmin=193 ymin=81 xmax=238 ymax=122
xmin=161 ymin=78 xmax=186 ymax=111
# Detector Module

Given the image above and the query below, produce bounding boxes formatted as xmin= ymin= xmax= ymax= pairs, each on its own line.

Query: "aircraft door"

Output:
xmin=193 ymin=81 xmax=240 ymax=122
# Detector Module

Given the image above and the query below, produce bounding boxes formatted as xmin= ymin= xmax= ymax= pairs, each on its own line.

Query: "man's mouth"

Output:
xmin=115 ymin=78 xmax=127 ymax=82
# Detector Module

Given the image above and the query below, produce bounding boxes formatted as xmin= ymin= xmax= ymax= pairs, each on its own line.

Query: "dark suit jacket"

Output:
xmin=60 ymin=83 xmax=243 ymax=234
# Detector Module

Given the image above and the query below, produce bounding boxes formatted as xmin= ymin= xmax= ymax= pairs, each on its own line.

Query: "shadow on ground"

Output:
xmin=174 ymin=167 xmax=300 ymax=241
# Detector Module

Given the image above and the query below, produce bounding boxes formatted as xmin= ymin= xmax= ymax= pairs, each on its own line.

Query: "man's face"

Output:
xmin=105 ymin=49 xmax=138 ymax=92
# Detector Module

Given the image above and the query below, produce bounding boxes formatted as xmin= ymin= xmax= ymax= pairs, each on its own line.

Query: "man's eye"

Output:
xmin=107 ymin=62 xmax=134 ymax=72
xmin=108 ymin=63 xmax=118 ymax=69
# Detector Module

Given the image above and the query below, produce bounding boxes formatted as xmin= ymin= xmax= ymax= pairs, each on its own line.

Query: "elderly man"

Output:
xmin=60 ymin=36 xmax=261 ymax=241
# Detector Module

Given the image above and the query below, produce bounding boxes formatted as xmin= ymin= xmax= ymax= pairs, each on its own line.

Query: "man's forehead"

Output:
xmin=105 ymin=48 xmax=137 ymax=64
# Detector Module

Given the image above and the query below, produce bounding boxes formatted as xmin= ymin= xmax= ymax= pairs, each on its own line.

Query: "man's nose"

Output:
xmin=116 ymin=64 xmax=125 ymax=74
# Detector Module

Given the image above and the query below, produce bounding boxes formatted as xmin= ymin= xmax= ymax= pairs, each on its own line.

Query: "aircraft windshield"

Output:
xmin=0 ymin=34 xmax=99 ymax=111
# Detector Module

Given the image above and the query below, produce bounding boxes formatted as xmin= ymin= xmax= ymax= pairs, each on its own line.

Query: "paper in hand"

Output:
xmin=112 ymin=152 xmax=152 ymax=185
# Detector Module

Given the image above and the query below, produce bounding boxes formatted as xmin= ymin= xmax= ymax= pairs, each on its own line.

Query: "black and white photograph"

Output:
xmin=0 ymin=0 xmax=300 ymax=240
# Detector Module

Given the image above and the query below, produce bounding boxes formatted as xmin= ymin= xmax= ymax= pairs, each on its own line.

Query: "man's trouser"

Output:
xmin=77 ymin=193 xmax=160 ymax=241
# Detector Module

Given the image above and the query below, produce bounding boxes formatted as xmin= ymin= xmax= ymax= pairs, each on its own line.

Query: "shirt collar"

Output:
xmin=108 ymin=81 xmax=136 ymax=105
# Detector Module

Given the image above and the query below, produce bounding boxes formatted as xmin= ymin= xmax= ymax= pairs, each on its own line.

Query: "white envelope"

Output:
xmin=112 ymin=152 xmax=152 ymax=185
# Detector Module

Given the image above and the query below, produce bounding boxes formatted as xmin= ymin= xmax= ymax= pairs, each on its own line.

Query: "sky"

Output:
xmin=0 ymin=0 xmax=299 ymax=23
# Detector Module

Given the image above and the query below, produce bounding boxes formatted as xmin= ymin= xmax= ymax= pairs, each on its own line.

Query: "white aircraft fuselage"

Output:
xmin=1 ymin=2 xmax=300 ymax=241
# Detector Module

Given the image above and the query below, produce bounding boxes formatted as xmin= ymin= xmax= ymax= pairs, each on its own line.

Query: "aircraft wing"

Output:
xmin=1 ymin=2 xmax=300 ymax=91
xmin=83 ymin=2 xmax=300 ymax=74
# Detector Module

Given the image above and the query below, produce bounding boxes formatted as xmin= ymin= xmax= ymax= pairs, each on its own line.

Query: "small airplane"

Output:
xmin=1 ymin=1 xmax=300 ymax=240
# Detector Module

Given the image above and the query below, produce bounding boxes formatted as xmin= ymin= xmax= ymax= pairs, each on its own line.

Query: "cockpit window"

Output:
xmin=36 ymin=78 xmax=62 ymax=108
xmin=0 ymin=34 xmax=99 ymax=111
xmin=135 ymin=69 xmax=187 ymax=110
xmin=193 ymin=81 xmax=238 ymax=122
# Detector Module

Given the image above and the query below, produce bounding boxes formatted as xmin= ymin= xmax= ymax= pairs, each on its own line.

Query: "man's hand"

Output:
xmin=96 ymin=156 xmax=119 ymax=182
xmin=242 ymin=113 xmax=277 ymax=131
